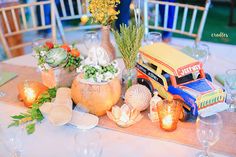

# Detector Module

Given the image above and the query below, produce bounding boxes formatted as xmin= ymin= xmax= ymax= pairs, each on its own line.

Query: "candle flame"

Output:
xmin=162 ymin=115 xmax=173 ymax=129
xmin=24 ymin=87 xmax=36 ymax=102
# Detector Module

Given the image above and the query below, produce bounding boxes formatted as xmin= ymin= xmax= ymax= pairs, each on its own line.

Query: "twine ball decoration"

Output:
xmin=125 ymin=84 xmax=152 ymax=111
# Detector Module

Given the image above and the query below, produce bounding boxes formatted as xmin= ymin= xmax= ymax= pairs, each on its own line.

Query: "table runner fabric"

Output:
xmin=0 ymin=63 xmax=235 ymax=156
xmin=0 ymin=71 xmax=17 ymax=86
xmin=0 ymin=63 xmax=41 ymax=106
xmin=99 ymin=111 xmax=236 ymax=156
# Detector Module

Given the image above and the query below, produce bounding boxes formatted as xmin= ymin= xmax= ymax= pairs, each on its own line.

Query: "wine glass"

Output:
xmin=143 ymin=32 xmax=162 ymax=45
xmin=32 ymin=38 xmax=45 ymax=54
xmin=196 ymin=113 xmax=223 ymax=157
xmin=225 ymin=69 xmax=236 ymax=112
xmin=0 ymin=125 xmax=24 ymax=157
xmin=133 ymin=0 xmax=142 ymax=26
xmin=83 ymin=31 xmax=100 ymax=50
xmin=74 ymin=129 xmax=102 ymax=157
xmin=192 ymin=43 xmax=210 ymax=65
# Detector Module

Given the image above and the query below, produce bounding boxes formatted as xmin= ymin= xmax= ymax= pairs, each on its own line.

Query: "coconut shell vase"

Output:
xmin=71 ymin=74 xmax=121 ymax=116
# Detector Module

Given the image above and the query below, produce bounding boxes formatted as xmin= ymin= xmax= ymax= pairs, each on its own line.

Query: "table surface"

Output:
xmin=0 ymin=42 xmax=236 ymax=157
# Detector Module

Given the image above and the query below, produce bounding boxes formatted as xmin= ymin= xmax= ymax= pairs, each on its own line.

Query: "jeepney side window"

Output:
xmin=142 ymin=58 xmax=158 ymax=71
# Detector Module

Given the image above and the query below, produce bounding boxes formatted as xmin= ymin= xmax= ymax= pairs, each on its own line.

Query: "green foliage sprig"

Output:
xmin=113 ymin=24 xmax=144 ymax=69
xmin=8 ymin=88 xmax=57 ymax=134
xmin=65 ymin=54 xmax=82 ymax=71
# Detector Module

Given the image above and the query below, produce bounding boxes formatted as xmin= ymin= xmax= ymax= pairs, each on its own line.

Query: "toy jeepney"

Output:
xmin=136 ymin=43 xmax=227 ymax=120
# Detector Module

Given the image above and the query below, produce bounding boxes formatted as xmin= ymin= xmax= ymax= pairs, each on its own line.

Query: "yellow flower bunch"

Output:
xmin=88 ymin=0 xmax=120 ymax=26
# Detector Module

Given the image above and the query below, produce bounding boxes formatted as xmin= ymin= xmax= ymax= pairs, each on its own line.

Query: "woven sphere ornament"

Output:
xmin=125 ymin=84 xmax=152 ymax=111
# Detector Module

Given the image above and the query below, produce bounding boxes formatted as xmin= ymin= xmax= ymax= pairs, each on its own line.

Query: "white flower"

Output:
xmin=104 ymin=72 xmax=113 ymax=81
xmin=40 ymin=51 xmax=47 ymax=57
xmin=96 ymin=74 xmax=103 ymax=83
xmin=94 ymin=65 xmax=102 ymax=70
xmin=76 ymin=66 xmax=83 ymax=73
xmin=44 ymin=63 xmax=51 ymax=71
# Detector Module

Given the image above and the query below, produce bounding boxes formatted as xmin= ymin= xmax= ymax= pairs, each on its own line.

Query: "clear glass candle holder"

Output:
xmin=157 ymin=100 xmax=182 ymax=131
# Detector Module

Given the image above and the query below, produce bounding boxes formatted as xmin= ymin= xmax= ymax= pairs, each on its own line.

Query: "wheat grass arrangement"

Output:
xmin=113 ymin=24 xmax=144 ymax=69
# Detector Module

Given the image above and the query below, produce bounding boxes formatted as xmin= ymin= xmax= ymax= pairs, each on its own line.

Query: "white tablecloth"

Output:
xmin=1 ymin=42 xmax=235 ymax=157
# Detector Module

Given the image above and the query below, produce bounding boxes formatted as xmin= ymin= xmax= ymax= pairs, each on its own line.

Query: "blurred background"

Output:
xmin=0 ymin=0 xmax=235 ymax=61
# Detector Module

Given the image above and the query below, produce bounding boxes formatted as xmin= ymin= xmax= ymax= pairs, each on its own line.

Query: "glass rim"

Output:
xmin=226 ymin=69 xmax=236 ymax=75
xmin=75 ymin=129 xmax=101 ymax=140
xmin=148 ymin=31 xmax=162 ymax=36
xmin=198 ymin=113 xmax=223 ymax=125
xmin=84 ymin=30 xmax=98 ymax=35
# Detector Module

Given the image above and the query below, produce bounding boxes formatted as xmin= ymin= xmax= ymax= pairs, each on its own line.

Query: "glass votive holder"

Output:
xmin=157 ymin=100 xmax=182 ymax=131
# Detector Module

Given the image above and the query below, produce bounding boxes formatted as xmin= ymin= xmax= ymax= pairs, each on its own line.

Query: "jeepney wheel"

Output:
xmin=137 ymin=78 xmax=153 ymax=94
xmin=198 ymin=73 xmax=212 ymax=82
xmin=179 ymin=107 xmax=191 ymax=122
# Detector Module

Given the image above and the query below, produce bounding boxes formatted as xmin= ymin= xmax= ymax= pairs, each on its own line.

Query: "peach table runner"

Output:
xmin=0 ymin=63 xmax=235 ymax=156
xmin=0 ymin=63 xmax=41 ymax=105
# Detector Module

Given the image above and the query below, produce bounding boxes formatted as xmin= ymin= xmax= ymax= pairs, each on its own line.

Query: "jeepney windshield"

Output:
xmin=176 ymin=70 xmax=202 ymax=85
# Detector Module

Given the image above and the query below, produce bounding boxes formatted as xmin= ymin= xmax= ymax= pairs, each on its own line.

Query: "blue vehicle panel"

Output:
xmin=182 ymin=79 xmax=212 ymax=93
xmin=168 ymin=86 xmax=198 ymax=116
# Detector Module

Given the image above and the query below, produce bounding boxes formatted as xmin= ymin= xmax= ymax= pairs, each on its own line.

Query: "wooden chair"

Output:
xmin=0 ymin=0 xmax=57 ymax=58
xmin=143 ymin=0 xmax=211 ymax=43
xmin=55 ymin=0 xmax=101 ymax=43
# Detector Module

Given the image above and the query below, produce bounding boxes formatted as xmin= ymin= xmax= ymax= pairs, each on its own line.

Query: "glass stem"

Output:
xmin=203 ymin=145 xmax=209 ymax=157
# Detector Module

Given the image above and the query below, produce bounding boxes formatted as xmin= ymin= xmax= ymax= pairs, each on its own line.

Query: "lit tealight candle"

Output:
xmin=157 ymin=100 xmax=181 ymax=131
xmin=162 ymin=114 xmax=173 ymax=130
xmin=18 ymin=80 xmax=48 ymax=108
xmin=24 ymin=85 xmax=37 ymax=103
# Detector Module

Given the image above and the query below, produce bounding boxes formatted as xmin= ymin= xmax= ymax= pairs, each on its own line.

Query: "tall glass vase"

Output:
xmin=100 ymin=25 xmax=116 ymax=60
xmin=122 ymin=68 xmax=137 ymax=97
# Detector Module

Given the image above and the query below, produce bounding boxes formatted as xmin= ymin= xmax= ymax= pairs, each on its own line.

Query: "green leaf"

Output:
xmin=11 ymin=115 xmax=25 ymax=120
xmin=8 ymin=120 xmax=19 ymax=128
xmin=26 ymin=123 xmax=35 ymax=135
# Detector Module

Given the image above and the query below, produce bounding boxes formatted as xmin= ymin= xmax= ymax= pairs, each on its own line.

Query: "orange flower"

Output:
xmin=61 ymin=44 xmax=71 ymax=52
xmin=70 ymin=49 xmax=80 ymax=57
xmin=45 ymin=41 xmax=54 ymax=49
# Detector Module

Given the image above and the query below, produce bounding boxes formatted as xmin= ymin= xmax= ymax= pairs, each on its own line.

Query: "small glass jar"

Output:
xmin=157 ymin=100 xmax=182 ymax=131
xmin=122 ymin=68 xmax=137 ymax=97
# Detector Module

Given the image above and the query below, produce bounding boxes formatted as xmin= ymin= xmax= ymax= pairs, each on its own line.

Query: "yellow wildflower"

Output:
xmin=88 ymin=0 xmax=120 ymax=26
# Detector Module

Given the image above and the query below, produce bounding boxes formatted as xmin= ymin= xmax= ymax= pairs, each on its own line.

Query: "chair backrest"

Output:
xmin=55 ymin=0 xmax=101 ymax=43
xmin=0 ymin=0 xmax=56 ymax=58
xmin=144 ymin=0 xmax=211 ymax=43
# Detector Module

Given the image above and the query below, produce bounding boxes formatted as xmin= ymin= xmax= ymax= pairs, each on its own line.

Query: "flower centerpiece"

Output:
xmin=113 ymin=24 xmax=144 ymax=93
xmin=71 ymin=47 xmax=121 ymax=116
xmin=88 ymin=0 xmax=120 ymax=60
xmin=34 ymin=42 xmax=82 ymax=88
